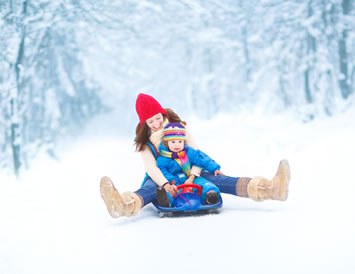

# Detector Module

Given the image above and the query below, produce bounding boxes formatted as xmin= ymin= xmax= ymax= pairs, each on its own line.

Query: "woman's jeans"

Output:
xmin=135 ymin=171 xmax=240 ymax=207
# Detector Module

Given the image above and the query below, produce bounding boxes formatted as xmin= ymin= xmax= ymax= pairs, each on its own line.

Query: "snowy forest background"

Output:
xmin=1 ymin=0 xmax=354 ymax=175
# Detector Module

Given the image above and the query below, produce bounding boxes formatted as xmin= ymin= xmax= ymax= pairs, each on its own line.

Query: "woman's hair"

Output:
xmin=162 ymin=140 xmax=169 ymax=148
xmin=134 ymin=108 xmax=181 ymax=152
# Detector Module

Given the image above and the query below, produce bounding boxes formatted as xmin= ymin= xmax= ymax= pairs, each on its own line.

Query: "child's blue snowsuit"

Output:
xmin=157 ymin=143 xmax=221 ymax=203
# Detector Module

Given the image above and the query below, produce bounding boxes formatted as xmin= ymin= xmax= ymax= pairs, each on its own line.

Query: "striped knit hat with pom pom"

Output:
xmin=163 ymin=122 xmax=187 ymax=141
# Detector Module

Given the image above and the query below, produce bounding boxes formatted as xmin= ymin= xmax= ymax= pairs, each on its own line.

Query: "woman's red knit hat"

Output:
xmin=135 ymin=93 xmax=167 ymax=127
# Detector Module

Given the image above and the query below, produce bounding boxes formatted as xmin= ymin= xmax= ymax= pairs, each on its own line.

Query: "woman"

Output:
xmin=100 ymin=93 xmax=291 ymax=218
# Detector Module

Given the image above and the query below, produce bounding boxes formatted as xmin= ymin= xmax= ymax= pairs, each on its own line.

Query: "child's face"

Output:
xmin=167 ymin=140 xmax=184 ymax=152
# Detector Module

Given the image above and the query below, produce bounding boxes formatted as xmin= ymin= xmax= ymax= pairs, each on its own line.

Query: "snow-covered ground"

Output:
xmin=1 ymin=109 xmax=355 ymax=274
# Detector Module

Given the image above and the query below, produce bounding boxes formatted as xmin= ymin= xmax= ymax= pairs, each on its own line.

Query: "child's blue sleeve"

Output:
xmin=157 ymin=157 xmax=178 ymax=183
xmin=188 ymin=147 xmax=221 ymax=173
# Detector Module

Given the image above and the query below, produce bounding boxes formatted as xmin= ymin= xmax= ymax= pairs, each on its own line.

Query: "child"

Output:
xmin=156 ymin=121 xmax=222 ymax=207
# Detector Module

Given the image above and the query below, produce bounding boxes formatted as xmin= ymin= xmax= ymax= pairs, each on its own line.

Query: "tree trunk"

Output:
xmin=304 ymin=66 xmax=313 ymax=104
xmin=11 ymin=0 xmax=27 ymax=176
xmin=242 ymin=25 xmax=251 ymax=83
xmin=338 ymin=0 xmax=351 ymax=99
xmin=304 ymin=2 xmax=316 ymax=104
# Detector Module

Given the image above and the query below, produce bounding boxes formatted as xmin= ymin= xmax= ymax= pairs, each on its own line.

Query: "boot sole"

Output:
xmin=156 ymin=188 xmax=170 ymax=207
xmin=206 ymin=191 xmax=219 ymax=205
xmin=100 ymin=176 xmax=123 ymax=218
xmin=275 ymin=160 xmax=291 ymax=201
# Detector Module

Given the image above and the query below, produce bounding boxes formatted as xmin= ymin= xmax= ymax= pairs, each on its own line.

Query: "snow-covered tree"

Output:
xmin=1 ymin=0 xmax=354 ymax=175
xmin=259 ymin=0 xmax=354 ymax=117
xmin=0 ymin=0 xmax=104 ymax=175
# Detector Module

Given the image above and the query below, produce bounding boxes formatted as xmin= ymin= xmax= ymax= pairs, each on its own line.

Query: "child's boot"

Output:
xmin=100 ymin=176 xmax=142 ymax=217
xmin=247 ymin=160 xmax=291 ymax=201
xmin=156 ymin=187 xmax=171 ymax=207
xmin=206 ymin=191 xmax=219 ymax=204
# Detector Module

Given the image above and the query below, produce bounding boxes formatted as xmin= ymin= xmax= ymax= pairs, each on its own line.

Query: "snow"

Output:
xmin=1 ymin=109 xmax=355 ymax=274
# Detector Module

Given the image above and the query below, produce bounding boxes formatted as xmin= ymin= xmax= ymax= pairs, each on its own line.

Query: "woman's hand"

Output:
xmin=214 ymin=170 xmax=224 ymax=176
xmin=164 ymin=181 xmax=178 ymax=198
xmin=184 ymin=175 xmax=196 ymax=185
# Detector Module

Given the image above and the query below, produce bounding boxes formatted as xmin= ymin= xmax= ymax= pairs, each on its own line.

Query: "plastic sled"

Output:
xmin=153 ymin=183 xmax=223 ymax=217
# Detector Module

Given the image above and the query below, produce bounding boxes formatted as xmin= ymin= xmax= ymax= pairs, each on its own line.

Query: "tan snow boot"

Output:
xmin=100 ymin=176 xmax=142 ymax=218
xmin=247 ymin=160 xmax=291 ymax=201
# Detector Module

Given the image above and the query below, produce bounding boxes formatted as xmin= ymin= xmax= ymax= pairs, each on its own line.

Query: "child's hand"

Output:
xmin=164 ymin=181 xmax=178 ymax=198
xmin=214 ymin=170 xmax=224 ymax=176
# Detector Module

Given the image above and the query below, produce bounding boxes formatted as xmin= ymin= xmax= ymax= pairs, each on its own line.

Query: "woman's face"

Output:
xmin=146 ymin=113 xmax=164 ymax=132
